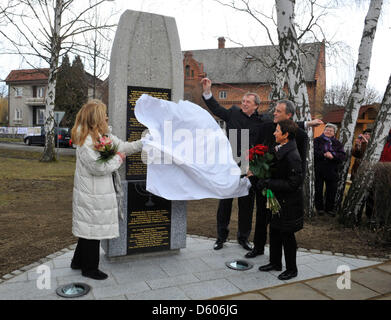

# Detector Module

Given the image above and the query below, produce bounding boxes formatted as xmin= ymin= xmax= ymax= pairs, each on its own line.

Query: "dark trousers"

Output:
xmin=216 ymin=188 xmax=255 ymax=241
xmin=252 ymin=195 xmax=271 ymax=252
xmin=270 ymin=227 xmax=298 ymax=272
xmin=315 ymin=171 xmax=337 ymax=212
xmin=72 ymin=238 xmax=101 ymax=272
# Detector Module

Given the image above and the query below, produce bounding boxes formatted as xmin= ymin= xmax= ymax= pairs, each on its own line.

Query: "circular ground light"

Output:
xmin=225 ymin=260 xmax=253 ymax=271
xmin=56 ymin=283 xmax=91 ymax=298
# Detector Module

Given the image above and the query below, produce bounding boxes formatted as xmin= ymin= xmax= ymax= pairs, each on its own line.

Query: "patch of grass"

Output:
xmin=0 ymin=149 xmax=75 ymax=180
xmin=0 ymin=137 xmax=23 ymax=143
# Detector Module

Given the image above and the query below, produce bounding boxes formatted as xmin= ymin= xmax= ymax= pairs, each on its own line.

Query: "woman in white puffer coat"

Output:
xmin=70 ymin=99 xmax=142 ymax=280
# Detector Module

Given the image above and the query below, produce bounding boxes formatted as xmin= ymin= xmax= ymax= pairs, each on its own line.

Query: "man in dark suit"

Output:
xmin=245 ymin=99 xmax=309 ymax=258
xmin=200 ymin=77 xmax=269 ymax=251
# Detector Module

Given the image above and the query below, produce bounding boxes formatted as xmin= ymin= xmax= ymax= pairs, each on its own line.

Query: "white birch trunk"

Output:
xmin=341 ymin=73 xmax=391 ymax=225
xmin=268 ymin=61 xmax=287 ymax=116
xmin=335 ymin=0 xmax=383 ymax=211
xmin=41 ymin=0 xmax=63 ymax=162
xmin=275 ymin=0 xmax=315 ymax=216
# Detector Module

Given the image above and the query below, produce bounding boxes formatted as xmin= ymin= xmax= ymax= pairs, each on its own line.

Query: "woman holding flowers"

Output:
xmin=252 ymin=119 xmax=304 ymax=281
xmin=70 ymin=99 xmax=143 ymax=280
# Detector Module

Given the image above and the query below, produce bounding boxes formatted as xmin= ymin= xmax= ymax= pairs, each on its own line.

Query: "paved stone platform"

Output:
xmin=0 ymin=235 xmax=388 ymax=300
xmin=220 ymin=261 xmax=391 ymax=300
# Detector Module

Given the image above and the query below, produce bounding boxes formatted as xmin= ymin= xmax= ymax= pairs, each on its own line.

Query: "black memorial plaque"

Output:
xmin=127 ymin=181 xmax=171 ymax=255
xmin=126 ymin=86 xmax=171 ymax=180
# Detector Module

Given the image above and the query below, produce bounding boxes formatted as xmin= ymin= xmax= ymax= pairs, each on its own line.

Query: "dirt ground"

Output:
xmin=187 ymin=199 xmax=390 ymax=258
xmin=0 ymin=147 xmax=389 ymax=278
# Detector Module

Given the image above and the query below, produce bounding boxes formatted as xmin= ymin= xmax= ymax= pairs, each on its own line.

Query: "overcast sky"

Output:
xmin=1 ymin=0 xmax=390 ymax=96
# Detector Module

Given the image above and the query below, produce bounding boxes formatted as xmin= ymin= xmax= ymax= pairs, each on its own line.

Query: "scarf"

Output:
xmin=321 ymin=134 xmax=335 ymax=154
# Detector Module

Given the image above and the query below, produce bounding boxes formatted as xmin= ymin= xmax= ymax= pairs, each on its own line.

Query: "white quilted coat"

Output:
xmin=72 ymin=132 xmax=142 ymax=240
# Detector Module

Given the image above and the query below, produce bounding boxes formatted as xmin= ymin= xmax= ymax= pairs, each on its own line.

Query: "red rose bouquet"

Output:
xmin=94 ymin=135 xmax=119 ymax=163
xmin=247 ymin=144 xmax=281 ymax=215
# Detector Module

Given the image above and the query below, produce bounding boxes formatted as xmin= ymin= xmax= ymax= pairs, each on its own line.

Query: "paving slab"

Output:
xmin=376 ymin=263 xmax=391 ymax=274
xmin=350 ymin=268 xmax=391 ymax=294
xmin=92 ymin=280 xmax=150 ymax=300
xmin=180 ymin=279 xmax=241 ymax=300
xmin=305 ymin=275 xmax=379 ymax=300
xmin=146 ymin=274 xmax=199 ymax=290
xmin=336 ymin=256 xmax=381 ymax=268
xmin=223 ymin=292 xmax=269 ymax=300
xmin=261 ymin=283 xmax=330 ymax=300
xmin=126 ymin=286 xmax=190 ymax=300
xmin=372 ymin=294 xmax=391 ymax=300
xmin=226 ymin=271 xmax=282 ymax=292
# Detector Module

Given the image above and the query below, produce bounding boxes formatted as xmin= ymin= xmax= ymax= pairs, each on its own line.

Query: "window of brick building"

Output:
xmin=219 ymin=91 xmax=227 ymax=99
xmin=185 ymin=65 xmax=190 ymax=78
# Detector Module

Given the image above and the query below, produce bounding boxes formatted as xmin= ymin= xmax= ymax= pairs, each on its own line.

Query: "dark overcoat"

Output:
xmin=202 ymin=95 xmax=268 ymax=157
xmin=255 ymin=121 xmax=308 ymax=177
xmin=266 ymin=139 xmax=304 ymax=233
xmin=313 ymin=135 xmax=346 ymax=180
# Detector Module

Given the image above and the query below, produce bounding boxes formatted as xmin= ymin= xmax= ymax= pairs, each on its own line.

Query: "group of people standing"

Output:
xmin=201 ymin=77 xmax=320 ymax=281
xmin=68 ymin=78 xmax=388 ymax=282
xmin=201 ymin=77 xmax=391 ymax=281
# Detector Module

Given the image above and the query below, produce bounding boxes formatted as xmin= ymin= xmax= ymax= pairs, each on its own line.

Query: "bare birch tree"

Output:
xmin=0 ymin=0 xmax=116 ymax=162
xmin=275 ymin=0 xmax=316 ymax=216
xmin=213 ymin=0 xmax=337 ymax=216
xmin=335 ymin=0 xmax=383 ymax=212
xmin=341 ymin=73 xmax=391 ymax=226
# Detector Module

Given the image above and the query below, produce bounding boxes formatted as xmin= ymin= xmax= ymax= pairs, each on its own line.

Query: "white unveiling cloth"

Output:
xmin=134 ymin=94 xmax=251 ymax=200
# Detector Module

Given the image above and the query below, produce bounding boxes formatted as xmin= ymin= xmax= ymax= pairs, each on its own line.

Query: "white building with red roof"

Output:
xmin=4 ymin=68 xmax=103 ymax=127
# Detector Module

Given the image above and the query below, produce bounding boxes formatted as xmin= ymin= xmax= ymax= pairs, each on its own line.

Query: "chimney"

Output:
xmin=218 ymin=37 xmax=225 ymax=49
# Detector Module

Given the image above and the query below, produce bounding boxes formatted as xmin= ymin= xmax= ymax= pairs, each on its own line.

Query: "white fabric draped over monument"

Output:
xmin=135 ymin=94 xmax=251 ymax=200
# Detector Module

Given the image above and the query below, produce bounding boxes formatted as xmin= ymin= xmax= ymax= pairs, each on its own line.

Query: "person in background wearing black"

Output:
xmin=251 ymin=119 xmax=304 ymax=280
xmin=245 ymin=100 xmax=310 ymax=258
xmin=314 ymin=123 xmax=346 ymax=217
xmin=200 ymin=77 xmax=268 ymax=251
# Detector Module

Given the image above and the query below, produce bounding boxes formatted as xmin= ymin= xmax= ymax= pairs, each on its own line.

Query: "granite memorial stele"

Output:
xmin=101 ymin=10 xmax=186 ymax=259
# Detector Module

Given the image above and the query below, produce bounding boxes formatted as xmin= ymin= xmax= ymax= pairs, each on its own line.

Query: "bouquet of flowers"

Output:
xmin=94 ymin=135 xmax=119 ymax=163
xmin=247 ymin=144 xmax=281 ymax=215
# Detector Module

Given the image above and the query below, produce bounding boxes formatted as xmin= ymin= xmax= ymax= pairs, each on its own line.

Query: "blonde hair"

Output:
xmin=71 ymin=99 xmax=109 ymax=146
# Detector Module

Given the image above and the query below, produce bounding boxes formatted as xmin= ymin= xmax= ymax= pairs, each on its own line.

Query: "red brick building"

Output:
xmin=183 ymin=38 xmax=326 ymax=121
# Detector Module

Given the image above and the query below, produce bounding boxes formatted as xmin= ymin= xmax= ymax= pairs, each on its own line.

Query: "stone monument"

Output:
xmin=101 ymin=10 xmax=186 ymax=258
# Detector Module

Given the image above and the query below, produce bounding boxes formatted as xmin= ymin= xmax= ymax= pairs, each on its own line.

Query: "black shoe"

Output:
xmin=258 ymin=263 xmax=282 ymax=272
xmin=213 ymin=239 xmax=225 ymax=250
xmin=278 ymin=270 xmax=298 ymax=280
xmin=70 ymin=260 xmax=81 ymax=270
xmin=245 ymin=249 xmax=264 ymax=258
xmin=82 ymin=269 xmax=108 ymax=280
xmin=238 ymin=239 xmax=253 ymax=251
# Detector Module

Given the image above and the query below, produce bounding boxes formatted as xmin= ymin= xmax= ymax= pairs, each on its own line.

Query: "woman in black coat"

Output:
xmin=313 ymin=123 xmax=346 ymax=216
xmin=253 ymin=119 xmax=304 ymax=281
